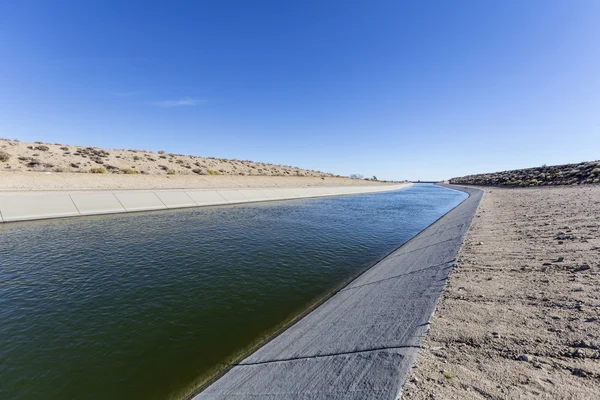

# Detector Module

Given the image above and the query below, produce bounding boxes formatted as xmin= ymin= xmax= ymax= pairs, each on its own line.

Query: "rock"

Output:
xmin=554 ymin=257 xmax=564 ymax=262
xmin=572 ymin=368 xmax=589 ymax=378
xmin=573 ymin=264 xmax=591 ymax=273
xmin=572 ymin=349 xmax=585 ymax=358
xmin=449 ymin=161 xmax=600 ymax=186
xmin=518 ymin=354 xmax=532 ymax=362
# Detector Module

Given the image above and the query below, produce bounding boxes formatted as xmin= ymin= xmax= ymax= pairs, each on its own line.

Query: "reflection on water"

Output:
xmin=0 ymin=184 xmax=467 ymax=400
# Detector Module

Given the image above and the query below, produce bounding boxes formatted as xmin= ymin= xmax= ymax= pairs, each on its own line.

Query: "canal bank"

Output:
xmin=194 ymin=185 xmax=483 ymax=399
xmin=0 ymin=183 xmax=410 ymax=223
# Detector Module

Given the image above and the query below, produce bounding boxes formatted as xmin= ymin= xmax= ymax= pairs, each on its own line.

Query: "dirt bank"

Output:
xmin=403 ymin=185 xmax=600 ymax=399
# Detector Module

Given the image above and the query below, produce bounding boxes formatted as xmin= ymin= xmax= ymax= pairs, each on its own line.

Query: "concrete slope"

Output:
xmin=194 ymin=185 xmax=483 ymax=400
xmin=0 ymin=184 xmax=409 ymax=223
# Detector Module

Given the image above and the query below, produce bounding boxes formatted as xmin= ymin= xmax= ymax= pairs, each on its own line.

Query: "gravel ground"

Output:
xmin=403 ymin=185 xmax=600 ymax=400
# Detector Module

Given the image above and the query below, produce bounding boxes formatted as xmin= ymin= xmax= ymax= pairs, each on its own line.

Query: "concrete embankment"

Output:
xmin=193 ymin=185 xmax=483 ymax=400
xmin=0 ymin=184 xmax=410 ymax=223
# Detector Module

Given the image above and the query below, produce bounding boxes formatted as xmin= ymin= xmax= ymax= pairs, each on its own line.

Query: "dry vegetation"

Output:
xmin=0 ymin=138 xmax=338 ymax=178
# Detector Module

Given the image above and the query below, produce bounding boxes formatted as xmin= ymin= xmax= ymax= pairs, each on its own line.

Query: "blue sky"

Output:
xmin=1 ymin=1 xmax=599 ymax=180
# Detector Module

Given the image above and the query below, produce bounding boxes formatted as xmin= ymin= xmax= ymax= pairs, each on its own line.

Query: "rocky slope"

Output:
xmin=450 ymin=161 xmax=600 ymax=187
xmin=0 ymin=139 xmax=336 ymax=178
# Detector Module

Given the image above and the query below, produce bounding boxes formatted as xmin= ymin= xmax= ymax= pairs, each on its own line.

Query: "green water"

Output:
xmin=0 ymin=184 xmax=467 ymax=400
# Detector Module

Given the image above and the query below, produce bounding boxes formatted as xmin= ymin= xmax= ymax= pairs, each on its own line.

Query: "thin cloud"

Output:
xmin=154 ymin=97 xmax=205 ymax=107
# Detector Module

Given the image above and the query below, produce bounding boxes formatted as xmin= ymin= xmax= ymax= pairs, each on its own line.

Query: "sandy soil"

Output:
xmin=403 ymin=185 xmax=600 ymax=399
xmin=0 ymin=172 xmax=382 ymax=191
xmin=0 ymin=139 xmax=387 ymax=191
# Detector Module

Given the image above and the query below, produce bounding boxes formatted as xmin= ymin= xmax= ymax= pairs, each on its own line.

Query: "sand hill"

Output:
xmin=0 ymin=138 xmax=336 ymax=177
xmin=0 ymin=139 xmax=387 ymax=191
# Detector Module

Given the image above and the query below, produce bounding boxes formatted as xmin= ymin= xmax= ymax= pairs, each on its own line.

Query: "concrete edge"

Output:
xmin=0 ymin=184 xmax=411 ymax=223
xmin=190 ymin=184 xmax=484 ymax=400
xmin=394 ymin=184 xmax=485 ymax=399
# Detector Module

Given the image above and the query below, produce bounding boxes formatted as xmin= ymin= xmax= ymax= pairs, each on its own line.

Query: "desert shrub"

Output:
xmin=0 ymin=151 xmax=10 ymax=162
xmin=192 ymin=168 xmax=207 ymax=175
xmin=90 ymin=167 xmax=107 ymax=174
xmin=34 ymin=145 xmax=50 ymax=151
xmin=158 ymin=150 xmax=165 ymax=154
xmin=54 ymin=167 xmax=65 ymax=172
xmin=122 ymin=168 xmax=138 ymax=174
xmin=207 ymin=169 xmax=216 ymax=175
xmin=167 ymin=169 xmax=176 ymax=175
xmin=133 ymin=155 xmax=141 ymax=161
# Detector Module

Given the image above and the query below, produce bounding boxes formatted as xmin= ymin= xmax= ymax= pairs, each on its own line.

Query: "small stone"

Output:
xmin=477 ymin=241 xmax=484 ymax=245
xmin=573 ymin=264 xmax=591 ymax=273
xmin=492 ymin=332 xmax=501 ymax=338
xmin=518 ymin=354 xmax=532 ymax=362
xmin=572 ymin=349 xmax=585 ymax=358
xmin=555 ymin=257 xmax=564 ymax=262
xmin=572 ymin=368 xmax=589 ymax=378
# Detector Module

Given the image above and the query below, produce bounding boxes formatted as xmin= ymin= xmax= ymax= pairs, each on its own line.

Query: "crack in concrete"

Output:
xmin=339 ymin=260 xmax=455 ymax=293
xmin=235 ymin=345 xmax=423 ymax=367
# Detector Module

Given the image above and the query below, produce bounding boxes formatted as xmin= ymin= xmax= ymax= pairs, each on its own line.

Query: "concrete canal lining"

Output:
xmin=0 ymin=183 xmax=410 ymax=223
xmin=193 ymin=185 xmax=483 ymax=400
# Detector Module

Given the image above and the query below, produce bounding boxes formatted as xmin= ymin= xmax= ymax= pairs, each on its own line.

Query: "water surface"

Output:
xmin=0 ymin=184 xmax=467 ymax=400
